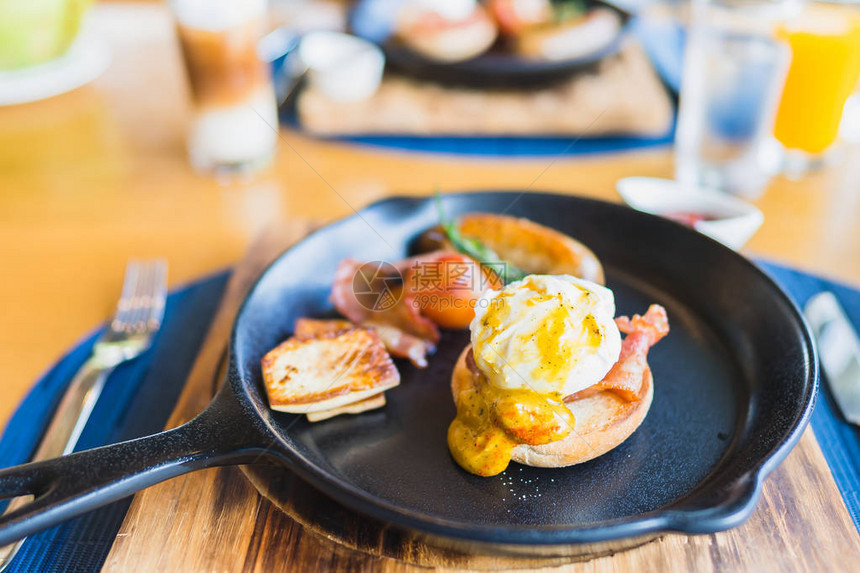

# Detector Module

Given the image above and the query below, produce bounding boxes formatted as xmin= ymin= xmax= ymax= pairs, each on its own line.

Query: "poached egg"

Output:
xmin=470 ymin=274 xmax=621 ymax=397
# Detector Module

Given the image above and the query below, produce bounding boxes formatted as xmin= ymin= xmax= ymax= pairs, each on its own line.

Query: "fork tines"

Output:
xmin=112 ymin=260 xmax=167 ymax=334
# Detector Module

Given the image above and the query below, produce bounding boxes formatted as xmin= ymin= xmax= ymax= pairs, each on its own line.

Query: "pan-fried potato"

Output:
xmin=306 ymin=393 xmax=387 ymax=422
xmin=262 ymin=327 xmax=399 ymax=414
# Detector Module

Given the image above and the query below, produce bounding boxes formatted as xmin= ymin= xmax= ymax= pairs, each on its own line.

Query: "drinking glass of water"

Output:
xmin=675 ymin=0 xmax=799 ymax=198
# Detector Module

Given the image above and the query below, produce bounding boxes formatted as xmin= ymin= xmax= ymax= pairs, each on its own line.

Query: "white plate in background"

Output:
xmin=0 ymin=34 xmax=110 ymax=106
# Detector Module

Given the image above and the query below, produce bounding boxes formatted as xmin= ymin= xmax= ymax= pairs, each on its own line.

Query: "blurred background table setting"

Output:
xmin=2 ymin=0 xmax=860 ymax=571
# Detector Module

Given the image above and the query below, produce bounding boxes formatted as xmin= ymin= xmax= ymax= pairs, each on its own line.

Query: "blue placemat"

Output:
xmin=279 ymin=118 xmax=676 ymax=158
xmin=758 ymin=261 xmax=860 ymax=532
xmin=0 ymin=271 xmax=230 ymax=573
xmin=275 ymin=16 xmax=683 ymax=157
xmin=1 ymin=261 xmax=858 ymax=571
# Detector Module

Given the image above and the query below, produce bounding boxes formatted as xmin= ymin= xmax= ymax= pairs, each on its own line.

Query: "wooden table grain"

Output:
xmin=2 ymin=3 xmax=860 ymax=571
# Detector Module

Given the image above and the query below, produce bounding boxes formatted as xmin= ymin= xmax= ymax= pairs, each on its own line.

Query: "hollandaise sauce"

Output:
xmin=450 ymin=274 xmax=621 ymax=476
xmin=447 ymin=373 xmax=576 ymax=477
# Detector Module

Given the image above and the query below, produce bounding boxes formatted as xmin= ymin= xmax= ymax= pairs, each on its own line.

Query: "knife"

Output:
xmin=804 ymin=292 xmax=860 ymax=425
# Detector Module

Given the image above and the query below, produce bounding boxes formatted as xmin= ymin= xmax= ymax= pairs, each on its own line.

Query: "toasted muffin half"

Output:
xmin=450 ymin=344 xmax=652 ymax=468
xmin=420 ymin=213 xmax=604 ymax=284
xmin=396 ymin=5 xmax=498 ymax=63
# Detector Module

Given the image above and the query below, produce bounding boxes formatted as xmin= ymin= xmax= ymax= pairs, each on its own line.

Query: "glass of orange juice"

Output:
xmin=773 ymin=3 xmax=860 ymax=174
xmin=675 ymin=0 xmax=797 ymax=198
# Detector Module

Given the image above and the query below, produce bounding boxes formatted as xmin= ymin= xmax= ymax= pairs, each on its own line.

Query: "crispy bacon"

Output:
xmin=330 ymin=253 xmax=448 ymax=368
xmin=588 ymin=304 xmax=670 ymax=401
xmin=362 ymin=322 xmax=435 ymax=369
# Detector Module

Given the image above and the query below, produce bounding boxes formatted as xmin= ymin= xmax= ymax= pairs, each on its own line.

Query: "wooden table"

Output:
xmin=1 ymin=3 xmax=859 ymax=570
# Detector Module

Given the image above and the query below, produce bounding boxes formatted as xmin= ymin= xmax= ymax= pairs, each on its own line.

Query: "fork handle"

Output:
xmin=0 ymin=360 xmax=112 ymax=569
xmin=35 ymin=359 xmax=113 ymax=461
xmin=0 ymin=388 xmax=272 ymax=549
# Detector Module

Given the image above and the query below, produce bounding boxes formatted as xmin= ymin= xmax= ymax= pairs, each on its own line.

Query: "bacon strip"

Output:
xmin=592 ymin=304 xmax=669 ymax=401
xmin=330 ymin=253 xmax=448 ymax=368
xmin=363 ymin=322 xmax=435 ymax=369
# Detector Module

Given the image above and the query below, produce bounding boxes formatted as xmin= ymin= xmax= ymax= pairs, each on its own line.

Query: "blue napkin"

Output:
xmin=2 ymin=261 xmax=857 ymax=571
xmin=0 ymin=272 xmax=229 ymax=573
xmin=758 ymin=261 xmax=860 ymax=531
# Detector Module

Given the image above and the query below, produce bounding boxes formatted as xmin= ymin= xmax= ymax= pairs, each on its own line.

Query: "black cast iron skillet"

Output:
xmin=0 ymin=192 xmax=818 ymax=554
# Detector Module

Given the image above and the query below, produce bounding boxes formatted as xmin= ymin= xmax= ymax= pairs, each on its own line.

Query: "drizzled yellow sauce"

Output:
xmin=476 ymin=292 xmax=603 ymax=384
xmin=450 ymin=276 xmax=611 ymax=476
xmin=447 ymin=372 xmax=576 ymax=477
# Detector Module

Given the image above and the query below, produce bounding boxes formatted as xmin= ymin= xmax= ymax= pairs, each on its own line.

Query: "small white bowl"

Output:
xmin=298 ymin=31 xmax=384 ymax=102
xmin=616 ymin=177 xmax=764 ymax=251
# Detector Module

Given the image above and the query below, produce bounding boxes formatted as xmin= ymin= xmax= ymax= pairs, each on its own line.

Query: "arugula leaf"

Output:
xmin=434 ymin=191 xmax=528 ymax=284
xmin=554 ymin=0 xmax=587 ymax=24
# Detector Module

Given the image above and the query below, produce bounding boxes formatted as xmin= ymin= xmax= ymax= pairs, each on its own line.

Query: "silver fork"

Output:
xmin=0 ymin=259 xmax=167 ymax=570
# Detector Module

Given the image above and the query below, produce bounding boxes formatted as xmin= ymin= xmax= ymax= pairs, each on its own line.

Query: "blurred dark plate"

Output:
xmin=350 ymin=0 xmax=633 ymax=87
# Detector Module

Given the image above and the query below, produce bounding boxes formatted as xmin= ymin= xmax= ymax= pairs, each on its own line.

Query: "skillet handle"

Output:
xmin=0 ymin=387 xmax=272 ymax=548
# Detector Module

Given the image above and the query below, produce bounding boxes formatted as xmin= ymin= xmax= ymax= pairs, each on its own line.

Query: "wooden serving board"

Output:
xmin=104 ymin=225 xmax=860 ymax=572
xmin=297 ymin=42 xmax=673 ymax=138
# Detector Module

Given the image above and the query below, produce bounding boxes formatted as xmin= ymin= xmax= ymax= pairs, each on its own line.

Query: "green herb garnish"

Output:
xmin=553 ymin=0 xmax=588 ymax=24
xmin=434 ymin=190 xmax=528 ymax=285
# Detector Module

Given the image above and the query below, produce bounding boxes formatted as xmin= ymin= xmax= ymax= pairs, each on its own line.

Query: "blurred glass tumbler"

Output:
xmin=171 ymin=0 xmax=278 ymax=177
xmin=675 ymin=0 xmax=796 ymax=198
